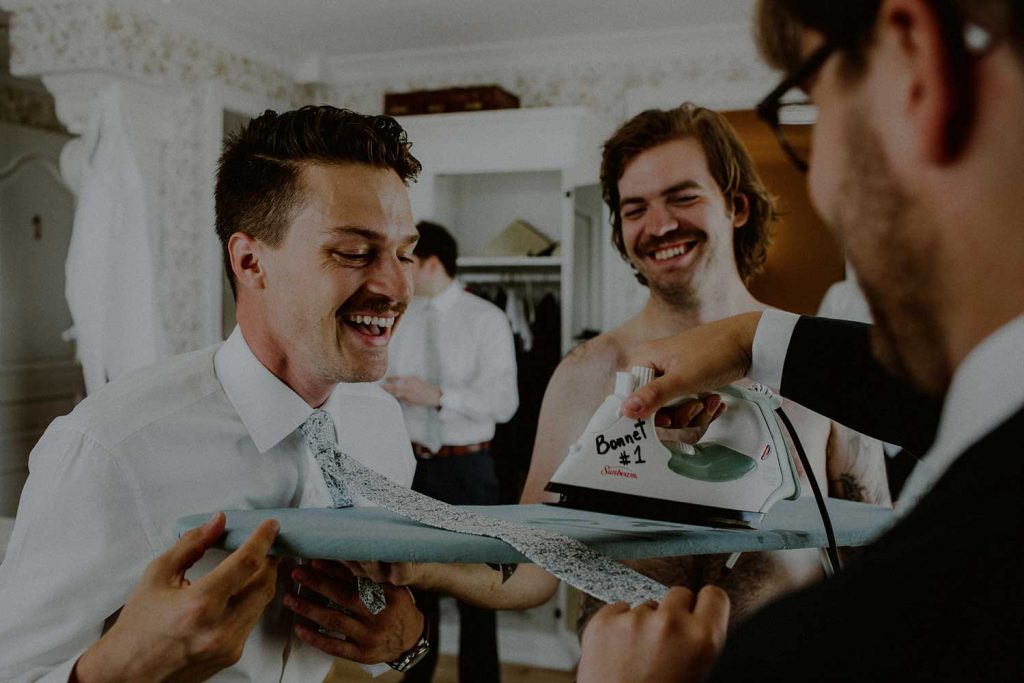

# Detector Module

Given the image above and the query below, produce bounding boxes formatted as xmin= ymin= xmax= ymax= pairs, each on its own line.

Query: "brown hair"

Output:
xmin=755 ymin=0 xmax=1022 ymax=159
xmin=756 ymin=0 xmax=1023 ymax=76
xmin=215 ymin=105 xmax=422 ymax=295
xmin=601 ymin=103 xmax=778 ymax=285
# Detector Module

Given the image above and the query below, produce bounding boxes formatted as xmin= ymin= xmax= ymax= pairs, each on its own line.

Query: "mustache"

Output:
xmin=637 ymin=228 xmax=706 ymax=257
xmin=338 ymin=298 xmax=408 ymax=316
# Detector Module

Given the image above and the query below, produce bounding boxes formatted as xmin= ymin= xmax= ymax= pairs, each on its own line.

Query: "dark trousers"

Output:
xmin=404 ymin=449 xmax=501 ymax=683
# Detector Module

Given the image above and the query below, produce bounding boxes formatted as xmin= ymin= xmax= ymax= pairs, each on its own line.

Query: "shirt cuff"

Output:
xmin=361 ymin=661 xmax=392 ymax=677
xmin=750 ymin=310 xmax=800 ymax=391
xmin=437 ymin=386 xmax=462 ymax=416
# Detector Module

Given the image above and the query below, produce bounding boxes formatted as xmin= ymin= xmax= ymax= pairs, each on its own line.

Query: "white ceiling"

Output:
xmin=145 ymin=0 xmax=754 ymax=64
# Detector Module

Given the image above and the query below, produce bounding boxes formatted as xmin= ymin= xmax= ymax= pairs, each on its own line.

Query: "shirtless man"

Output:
xmin=344 ymin=103 xmax=889 ymax=627
xmin=529 ymin=103 xmax=890 ymax=626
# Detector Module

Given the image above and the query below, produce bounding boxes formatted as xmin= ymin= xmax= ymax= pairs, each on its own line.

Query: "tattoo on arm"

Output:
xmin=486 ymin=563 xmax=519 ymax=584
xmin=833 ymin=473 xmax=868 ymax=502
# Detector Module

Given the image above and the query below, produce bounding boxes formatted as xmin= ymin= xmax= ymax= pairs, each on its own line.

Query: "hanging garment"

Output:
xmin=65 ymin=83 xmax=166 ymax=395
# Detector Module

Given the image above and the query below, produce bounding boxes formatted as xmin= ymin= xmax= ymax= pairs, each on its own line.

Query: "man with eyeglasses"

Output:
xmin=575 ymin=0 xmax=1024 ymax=681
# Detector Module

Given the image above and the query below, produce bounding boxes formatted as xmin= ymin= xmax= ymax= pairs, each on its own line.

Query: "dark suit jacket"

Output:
xmin=708 ymin=316 xmax=1024 ymax=681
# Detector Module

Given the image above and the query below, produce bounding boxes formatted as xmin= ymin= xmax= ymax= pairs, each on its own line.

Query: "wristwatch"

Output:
xmin=387 ymin=620 xmax=431 ymax=673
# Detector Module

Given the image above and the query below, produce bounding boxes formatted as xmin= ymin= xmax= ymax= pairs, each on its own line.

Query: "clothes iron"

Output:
xmin=545 ymin=367 xmax=802 ymax=528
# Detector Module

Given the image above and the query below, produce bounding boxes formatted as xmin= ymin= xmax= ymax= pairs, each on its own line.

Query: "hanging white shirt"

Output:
xmin=64 ymin=82 xmax=166 ymax=395
xmin=387 ymin=281 xmax=519 ymax=451
xmin=0 ymin=326 xmax=414 ymax=682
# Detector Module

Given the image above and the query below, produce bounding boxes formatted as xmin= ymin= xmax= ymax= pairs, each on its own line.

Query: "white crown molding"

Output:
xmin=1 ymin=0 xmax=305 ymax=104
xmin=321 ymin=22 xmax=760 ymax=86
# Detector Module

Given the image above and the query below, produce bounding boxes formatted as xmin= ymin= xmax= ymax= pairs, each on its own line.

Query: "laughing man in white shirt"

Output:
xmin=0 ymin=106 xmax=431 ymax=683
xmin=382 ymin=220 xmax=518 ymax=683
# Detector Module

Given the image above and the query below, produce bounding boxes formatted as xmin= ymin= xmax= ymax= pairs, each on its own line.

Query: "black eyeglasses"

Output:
xmin=757 ymin=16 xmax=996 ymax=174
xmin=755 ymin=40 xmax=836 ymax=173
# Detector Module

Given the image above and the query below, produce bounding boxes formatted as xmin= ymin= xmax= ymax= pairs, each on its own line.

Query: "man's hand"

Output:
xmin=284 ymin=560 xmax=424 ymax=664
xmin=654 ymin=394 xmax=727 ymax=448
xmin=73 ymin=512 xmax=281 ymax=683
xmin=337 ymin=559 xmax=443 ymax=590
xmin=622 ymin=312 xmax=762 ymax=420
xmin=382 ymin=376 xmax=442 ymax=408
xmin=577 ymin=586 xmax=730 ymax=683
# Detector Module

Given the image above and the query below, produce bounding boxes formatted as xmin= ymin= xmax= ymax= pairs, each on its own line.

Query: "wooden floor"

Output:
xmin=327 ymin=656 xmax=575 ymax=683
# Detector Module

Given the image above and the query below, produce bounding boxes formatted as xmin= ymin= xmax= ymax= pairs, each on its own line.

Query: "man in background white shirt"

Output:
xmin=384 ymin=220 xmax=518 ymax=682
xmin=0 ymin=106 xmax=430 ymax=682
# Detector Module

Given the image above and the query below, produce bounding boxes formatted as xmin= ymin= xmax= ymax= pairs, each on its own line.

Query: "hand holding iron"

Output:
xmin=622 ymin=312 xmax=762 ymax=420
xmin=577 ymin=585 xmax=730 ymax=683
xmin=654 ymin=394 xmax=728 ymax=450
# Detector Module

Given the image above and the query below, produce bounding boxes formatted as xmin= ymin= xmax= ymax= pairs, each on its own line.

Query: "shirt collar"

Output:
xmin=898 ymin=313 xmax=1024 ymax=511
xmin=429 ymin=280 xmax=462 ymax=312
xmin=214 ymin=326 xmax=313 ymax=454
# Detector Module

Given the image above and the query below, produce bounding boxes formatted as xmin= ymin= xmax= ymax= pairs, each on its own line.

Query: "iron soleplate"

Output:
xmin=544 ymin=482 xmax=764 ymax=529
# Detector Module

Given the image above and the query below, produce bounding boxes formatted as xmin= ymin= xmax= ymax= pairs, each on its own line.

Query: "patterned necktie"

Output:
xmin=300 ymin=409 xmax=386 ymax=614
xmin=420 ymin=300 xmax=443 ymax=452
xmin=304 ymin=410 xmax=668 ymax=607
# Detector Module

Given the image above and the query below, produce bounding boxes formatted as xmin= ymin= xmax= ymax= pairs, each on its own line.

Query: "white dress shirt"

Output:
xmin=65 ymin=83 xmax=166 ymax=395
xmin=387 ymin=281 xmax=518 ymax=451
xmin=0 ymin=326 xmax=414 ymax=682
xmin=751 ymin=309 xmax=1024 ymax=514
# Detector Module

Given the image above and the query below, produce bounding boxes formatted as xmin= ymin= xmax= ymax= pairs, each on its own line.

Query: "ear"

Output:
xmin=878 ymin=0 xmax=962 ymax=164
xmin=731 ymin=193 xmax=750 ymax=229
xmin=228 ymin=232 xmax=266 ymax=291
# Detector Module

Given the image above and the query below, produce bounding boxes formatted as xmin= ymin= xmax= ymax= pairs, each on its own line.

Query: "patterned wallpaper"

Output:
xmin=8 ymin=1 xmax=307 ymax=106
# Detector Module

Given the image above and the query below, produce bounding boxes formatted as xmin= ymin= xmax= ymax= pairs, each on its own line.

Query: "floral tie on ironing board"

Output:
xmin=300 ymin=410 xmax=387 ymax=615
xmin=302 ymin=409 xmax=668 ymax=607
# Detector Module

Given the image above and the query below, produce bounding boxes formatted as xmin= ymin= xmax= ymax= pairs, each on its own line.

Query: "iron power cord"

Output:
xmin=776 ymin=406 xmax=842 ymax=577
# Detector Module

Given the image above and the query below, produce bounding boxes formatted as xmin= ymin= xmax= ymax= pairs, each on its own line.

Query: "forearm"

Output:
xmin=440 ymin=381 xmax=518 ymax=425
xmin=72 ymin=636 xmax=178 ymax=683
xmin=421 ymin=562 xmax=558 ymax=610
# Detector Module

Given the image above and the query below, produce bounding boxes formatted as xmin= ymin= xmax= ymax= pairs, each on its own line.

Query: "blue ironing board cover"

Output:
xmin=176 ymin=498 xmax=893 ymax=563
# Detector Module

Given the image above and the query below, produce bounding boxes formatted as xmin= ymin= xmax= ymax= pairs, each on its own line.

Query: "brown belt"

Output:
xmin=412 ymin=441 xmax=491 ymax=459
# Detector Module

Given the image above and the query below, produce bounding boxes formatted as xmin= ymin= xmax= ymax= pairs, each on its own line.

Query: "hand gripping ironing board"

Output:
xmin=176 ymin=499 xmax=892 ymax=563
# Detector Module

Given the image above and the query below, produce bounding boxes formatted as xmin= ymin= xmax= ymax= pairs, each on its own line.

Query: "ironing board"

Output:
xmin=176 ymin=498 xmax=894 ymax=563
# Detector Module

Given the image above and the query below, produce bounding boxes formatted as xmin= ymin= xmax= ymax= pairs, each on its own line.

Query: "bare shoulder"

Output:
xmin=555 ymin=332 xmax=626 ymax=387
xmin=522 ymin=332 xmax=628 ymax=503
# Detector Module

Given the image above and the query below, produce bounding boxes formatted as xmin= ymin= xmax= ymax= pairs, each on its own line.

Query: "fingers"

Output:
xmin=694 ymin=395 xmax=722 ymax=432
xmin=337 ymin=560 xmax=390 ymax=583
xmin=284 ymin=592 xmax=368 ymax=642
xmin=623 ymin=376 xmax=677 ymax=419
xmin=198 ymin=518 xmax=280 ymax=596
xmin=151 ymin=512 xmax=226 ymax=585
xmin=654 ymin=399 xmax=703 ymax=428
xmin=227 ymin=553 xmax=282 ymax=627
xmin=312 ymin=559 xmax=358 ymax=583
xmin=693 ymin=585 xmax=730 ymax=634
xmin=291 ymin=566 xmax=363 ymax=613
xmin=292 ymin=621 xmax=368 ymax=661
